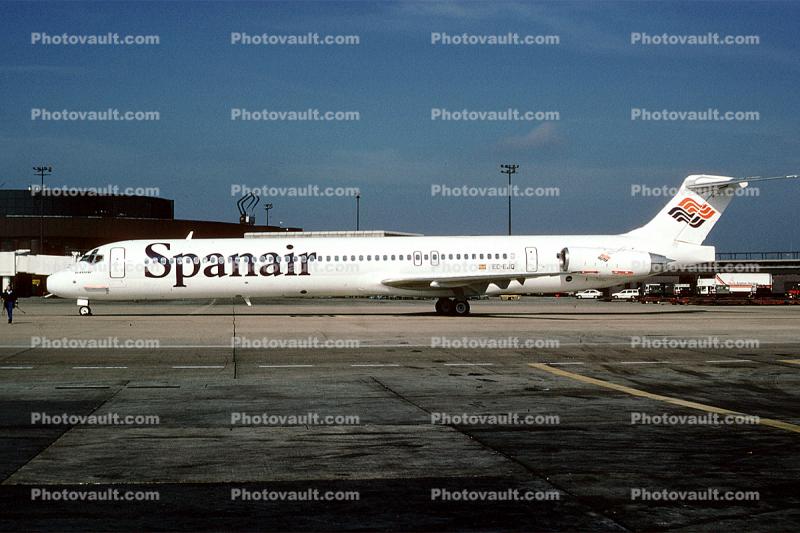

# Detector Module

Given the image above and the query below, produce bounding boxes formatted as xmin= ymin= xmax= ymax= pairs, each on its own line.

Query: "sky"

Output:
xmin=1 ymin=0 xmax=799 ymax=251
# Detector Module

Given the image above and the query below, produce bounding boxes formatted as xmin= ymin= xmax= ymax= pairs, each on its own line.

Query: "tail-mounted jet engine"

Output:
xmin=557 ymin=247 xmax=670 ymax=278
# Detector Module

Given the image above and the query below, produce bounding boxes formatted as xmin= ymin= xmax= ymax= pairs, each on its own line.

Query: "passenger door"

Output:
xmin=109 ymin=247 xmax=126 ymax=279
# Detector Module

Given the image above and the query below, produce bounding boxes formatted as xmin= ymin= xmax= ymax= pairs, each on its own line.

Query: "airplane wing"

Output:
xmin=381 ymin=271 xmax=558 ymax=292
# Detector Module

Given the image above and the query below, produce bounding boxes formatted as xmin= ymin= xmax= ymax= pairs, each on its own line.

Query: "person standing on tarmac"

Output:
xmin=2 ymin=285 xmax=17 ymax=324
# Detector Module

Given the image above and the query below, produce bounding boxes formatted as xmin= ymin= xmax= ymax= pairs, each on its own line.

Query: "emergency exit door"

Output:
xmin=525 ymin=247 xmax=538 ymax=272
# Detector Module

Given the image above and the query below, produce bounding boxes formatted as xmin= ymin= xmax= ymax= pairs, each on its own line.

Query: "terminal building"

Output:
xmin=0 ymin=188 xmax=301 ymax=295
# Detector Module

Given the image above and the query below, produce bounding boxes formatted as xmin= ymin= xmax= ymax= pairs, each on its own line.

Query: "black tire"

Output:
xmin=453 ymin=300 xmax=470 ymax=316
xmin=439 ymin=298 xmax=454 ymax=315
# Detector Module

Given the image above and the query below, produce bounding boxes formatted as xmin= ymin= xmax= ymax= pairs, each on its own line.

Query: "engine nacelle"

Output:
xmin=558 ymin=247 xmax=669 ymax=278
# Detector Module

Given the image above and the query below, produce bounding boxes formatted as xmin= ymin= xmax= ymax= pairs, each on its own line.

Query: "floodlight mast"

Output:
xmin=500 ymin=164 xmax=518 ymax=235
xmin=33 ymin=165 xmax=52 ymax=254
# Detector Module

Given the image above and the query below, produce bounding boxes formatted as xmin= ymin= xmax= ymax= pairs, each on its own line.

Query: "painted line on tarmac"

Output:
xmin=547 ymin=362 xmax=584 ymax=366
xmin=258 ymin=364 xmax=314 ymax=368
xmin=157 ymin=345 xmax=232 ymax=349
xmin=529 ymin=362 xmax=800 ymax=435
xmin=705 ymin=359 xmax=753 ymax=363
xmin=351 ymin=363 xmax=401 ymax=367
xmin=778 ymin=359 xmax=800 ymax=365
xmin=171 ymin=365 xmax=225 ymax=369
xmin=618 ymin=361 xmax=670 ymax=365
xmin=0 ymin=366 xmax=33 ymax=369
xmin=72 ymin=366 xmax=128 ymax=369
xmin=443 ymin=363 xmax=494 ymax=367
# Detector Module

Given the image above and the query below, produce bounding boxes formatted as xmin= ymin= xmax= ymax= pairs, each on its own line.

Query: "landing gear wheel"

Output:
xmin=79 ymin=306 xmax=92 ymax=316
xmin=436 ymin=298 xmax=454 ymax=315
xmin=453 ymin=300 xmax=470 ymax=316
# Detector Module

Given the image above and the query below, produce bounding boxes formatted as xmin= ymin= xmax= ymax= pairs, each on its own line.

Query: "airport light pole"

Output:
xmin=264 ymin=203 xmax=273 ymax=227
xmin=33 ymin=165 xmax=52 ymax=254
xmin=356 ymin=193 xmax=360 ymax=231
xmin=500 ymin=164 xmax=518 ymax=235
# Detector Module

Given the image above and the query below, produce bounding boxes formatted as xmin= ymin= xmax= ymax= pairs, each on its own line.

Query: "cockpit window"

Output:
xmin=79 ymin=249 xmax=103 ymax=264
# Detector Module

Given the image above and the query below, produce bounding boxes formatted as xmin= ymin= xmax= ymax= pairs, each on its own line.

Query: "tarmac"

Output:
xmin=0 ymin=297 xmax=798 ymax=532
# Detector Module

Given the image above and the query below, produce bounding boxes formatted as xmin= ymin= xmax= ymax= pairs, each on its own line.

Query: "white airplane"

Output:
xmin=46 ymin=174 xmax=795 ymax=316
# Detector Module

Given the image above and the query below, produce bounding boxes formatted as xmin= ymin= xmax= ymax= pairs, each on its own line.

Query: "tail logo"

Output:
xmin=668 ymin=198 xmax=716 ymax=228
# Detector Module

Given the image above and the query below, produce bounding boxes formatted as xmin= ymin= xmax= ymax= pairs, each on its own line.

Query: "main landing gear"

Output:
xmin=434 ymin=297 xmax=471 ymax=316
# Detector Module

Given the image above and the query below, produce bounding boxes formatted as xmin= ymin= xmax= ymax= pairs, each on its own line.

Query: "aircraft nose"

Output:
xmin=46 ymin=271 xmax=71 ymax=296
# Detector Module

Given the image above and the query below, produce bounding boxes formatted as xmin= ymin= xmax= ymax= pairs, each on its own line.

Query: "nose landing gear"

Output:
xmin=77 ymin=299 xmax=92 ymax=316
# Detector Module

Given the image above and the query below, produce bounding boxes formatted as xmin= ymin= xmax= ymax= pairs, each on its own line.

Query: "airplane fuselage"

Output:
xmin=47 ymin=234 xmax=712 ymax=301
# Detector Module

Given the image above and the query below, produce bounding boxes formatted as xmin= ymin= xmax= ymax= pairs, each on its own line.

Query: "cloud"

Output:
xmin=497 ymin=123 xmax=563 ymax=151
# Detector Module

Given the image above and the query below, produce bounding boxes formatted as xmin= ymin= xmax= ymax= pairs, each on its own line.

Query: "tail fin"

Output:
xmin=625 ymin=174 xmax=746 ymax=245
